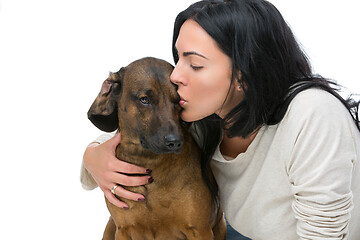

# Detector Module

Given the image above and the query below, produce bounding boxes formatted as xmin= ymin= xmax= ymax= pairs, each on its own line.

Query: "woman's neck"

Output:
xmin=219 ymin=128 xmax=260 ymax=159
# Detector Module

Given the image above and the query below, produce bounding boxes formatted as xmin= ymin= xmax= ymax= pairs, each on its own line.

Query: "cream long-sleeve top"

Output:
xmin=81 ymin=89 xmax=360 ymax=239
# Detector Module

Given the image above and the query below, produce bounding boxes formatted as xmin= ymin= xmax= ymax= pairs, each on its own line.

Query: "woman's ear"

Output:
xmin=234 ymin=70 xmax=245 ymax=92
xmin=87 ymin=68 xmax=125 ymax=132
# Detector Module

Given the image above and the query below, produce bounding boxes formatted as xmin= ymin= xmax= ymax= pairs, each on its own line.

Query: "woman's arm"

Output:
xmin=80 ymin=132 xmax=116 ymax=190
xmin=82 ymin=132 xmax=152 ymax=209
xmin=286 ymin=90 xmax=357 ymax=239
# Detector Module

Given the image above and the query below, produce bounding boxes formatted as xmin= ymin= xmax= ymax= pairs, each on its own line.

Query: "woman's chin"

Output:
xmin=181 ymin=110 xmax=211 ymax=122
xmin=180 ymin=112 xmax=193 ymax=122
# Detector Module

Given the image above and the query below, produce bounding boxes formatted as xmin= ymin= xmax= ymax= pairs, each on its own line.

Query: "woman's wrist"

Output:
xmin=83 ymin=142 xmax=100 ymax=170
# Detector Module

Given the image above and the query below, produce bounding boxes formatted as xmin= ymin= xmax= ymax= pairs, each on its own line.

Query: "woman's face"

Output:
xmin=170 ymin=19 xmax=244 ymax=122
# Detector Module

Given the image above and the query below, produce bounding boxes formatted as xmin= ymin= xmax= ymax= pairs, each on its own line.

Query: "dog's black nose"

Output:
xmin=164 ymin=134 xmax=183 ymax=151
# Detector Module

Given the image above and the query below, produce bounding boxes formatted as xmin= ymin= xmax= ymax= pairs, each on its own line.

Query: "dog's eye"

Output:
xmin=139 ymin=96 xmax=150 ymax=105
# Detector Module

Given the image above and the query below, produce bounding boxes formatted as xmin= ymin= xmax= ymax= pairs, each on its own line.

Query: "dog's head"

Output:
xmin=88 ymin=57 xmax=184 ymax=154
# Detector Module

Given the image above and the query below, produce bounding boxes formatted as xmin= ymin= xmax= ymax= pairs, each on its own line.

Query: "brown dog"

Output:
xmin=88 ymin=57 xmax=226 ymax=239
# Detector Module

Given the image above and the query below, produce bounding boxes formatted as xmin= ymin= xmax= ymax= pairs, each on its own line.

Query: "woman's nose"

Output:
xmin=170 ymin=64 xmax=183 ymax=85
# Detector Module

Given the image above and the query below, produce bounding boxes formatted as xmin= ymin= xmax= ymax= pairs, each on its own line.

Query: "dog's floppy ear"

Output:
xmin=87 ymin=68 xmax=124 ymax=132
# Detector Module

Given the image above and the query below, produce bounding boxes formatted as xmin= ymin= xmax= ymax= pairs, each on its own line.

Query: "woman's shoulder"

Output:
xmin=275 ymin=87 xmax=359 ymax=137
xmin=285 ymin=88 xmax=350 ymax=121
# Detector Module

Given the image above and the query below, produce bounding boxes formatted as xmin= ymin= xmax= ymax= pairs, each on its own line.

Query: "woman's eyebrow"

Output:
xmin=183 ymin=51 xmax=208 ymax=59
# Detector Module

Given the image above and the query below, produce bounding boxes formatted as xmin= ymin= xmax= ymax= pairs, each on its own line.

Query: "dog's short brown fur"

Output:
xmin=88 ymin=57 xmax=226 ymax=239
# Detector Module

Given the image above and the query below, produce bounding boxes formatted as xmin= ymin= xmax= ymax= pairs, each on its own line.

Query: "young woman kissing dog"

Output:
xmin=82 ymin=1 xmax=360 ymax=239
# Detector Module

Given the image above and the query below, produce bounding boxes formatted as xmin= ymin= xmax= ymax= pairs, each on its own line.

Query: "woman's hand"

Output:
xmin=83 ymin=133 xmax=152 ymax=209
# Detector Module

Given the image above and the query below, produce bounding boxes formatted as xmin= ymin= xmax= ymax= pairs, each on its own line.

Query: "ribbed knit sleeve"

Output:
xmin=80 ymin=132 xmax=115 ymax=190
xmin=286 ymin=90 xmax=356 ymax=239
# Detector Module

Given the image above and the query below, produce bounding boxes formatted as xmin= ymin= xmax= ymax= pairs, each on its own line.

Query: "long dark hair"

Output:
xmin=172 ymin=0 xmax=360 ymax=201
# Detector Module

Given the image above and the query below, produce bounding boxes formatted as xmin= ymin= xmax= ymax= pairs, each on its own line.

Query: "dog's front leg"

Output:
xmin=102 ymin=217 xmax=116 ymax=240
xmin=183 ymin=225 xmax=214 ymax=240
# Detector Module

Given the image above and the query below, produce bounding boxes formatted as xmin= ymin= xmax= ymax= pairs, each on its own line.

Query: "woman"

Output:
xmin=82 ymin=0 xmax=360 ymax=239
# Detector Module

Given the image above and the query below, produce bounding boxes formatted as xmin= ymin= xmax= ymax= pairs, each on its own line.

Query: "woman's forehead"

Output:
xmin=175 ymin=19 xmax=221 ymax=60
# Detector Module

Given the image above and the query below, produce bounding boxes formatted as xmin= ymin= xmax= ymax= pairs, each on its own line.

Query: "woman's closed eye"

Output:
xmin=190 ymin=64 xmax=203 ymax=71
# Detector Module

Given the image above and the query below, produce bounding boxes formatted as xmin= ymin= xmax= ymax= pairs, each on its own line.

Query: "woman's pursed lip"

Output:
xmin=179 ymin=99 xmax=186 ymax=106
xmin=178 ymin=92 xmax=186 ymax=106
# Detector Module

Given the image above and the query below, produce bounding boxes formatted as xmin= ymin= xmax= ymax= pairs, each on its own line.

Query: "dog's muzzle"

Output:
xmin=141 ymin=133 xmax=184 ymax=154
xmin=164 ymin=134 xmax=183 ymax=151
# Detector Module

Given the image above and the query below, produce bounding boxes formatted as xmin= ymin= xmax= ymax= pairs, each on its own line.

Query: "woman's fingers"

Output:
xmin=86 ymin=132 xmax=154 ymax=206
xmin=110 ymin=172 xmax=153 ymax=187
xmin=111 ymin=184 xmax=146 ymax=202
xmin=103 ymin=189 xmax=129 ymax=209
xmin=112 ymin=159 xmax=151 ymax=175
xmin=103 ymin=183 xmax=147 ymax=209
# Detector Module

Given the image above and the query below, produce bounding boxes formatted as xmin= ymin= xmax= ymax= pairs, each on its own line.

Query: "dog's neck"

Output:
xmin=115 ymin=129 xmax=160 ymax=162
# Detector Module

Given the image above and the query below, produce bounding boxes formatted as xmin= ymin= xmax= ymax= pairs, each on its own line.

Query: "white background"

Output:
xmin=0 ymin=0 xmax=359 ymax=239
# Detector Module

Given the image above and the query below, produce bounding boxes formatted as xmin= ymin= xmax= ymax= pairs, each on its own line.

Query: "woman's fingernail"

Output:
xmin=146 ymin=169 xmax=152 ymax=174
xmin=123 ymin=206 xmax=129 ymax=210
xmin=148 ymin=177 xmax=154 ymax=184
xmin=137 ymin=198 xmax=145 ymax=202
